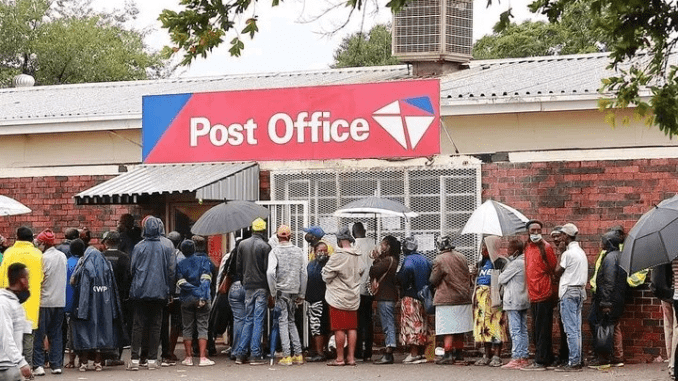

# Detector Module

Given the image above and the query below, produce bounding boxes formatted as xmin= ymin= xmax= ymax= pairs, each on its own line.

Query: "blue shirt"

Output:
xmin=476 ymin=257 xmax=493 ymax=286
xmin=176 ymin=254 xmax=213 ymax=302
xmin=396 ymin=253 xmax=432 ymax=299
xmin=65 ymin=256 xmax=79 ymax=313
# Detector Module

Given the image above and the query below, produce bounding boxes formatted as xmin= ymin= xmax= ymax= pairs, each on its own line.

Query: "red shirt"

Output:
xmin=524 ymin=240 xmax=557 ymax=302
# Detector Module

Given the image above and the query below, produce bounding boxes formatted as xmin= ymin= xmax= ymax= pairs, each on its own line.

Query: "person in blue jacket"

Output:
xmin=396 ymin=237 xmax=432 ymax=364
xmin=70 ymin=245 xmax=126 ymax=372
xmin=176 ymin=239 xmax=214 ymax=367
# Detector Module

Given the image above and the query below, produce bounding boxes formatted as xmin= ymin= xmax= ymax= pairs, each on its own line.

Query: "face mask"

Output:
xmin=530 ymin=234 xmax=542 ymax=243
xmin=316 ymin=254 xmax=329 ymax=264
xmin=14 ymin=289 xmax=30 ymax=304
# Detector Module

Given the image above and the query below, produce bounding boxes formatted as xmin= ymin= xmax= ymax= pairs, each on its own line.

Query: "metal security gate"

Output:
xmin=270 ymin=165 xmax=481 ymax=263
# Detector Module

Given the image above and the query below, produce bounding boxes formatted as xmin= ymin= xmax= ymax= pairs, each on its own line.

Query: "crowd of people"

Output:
xmin=0 ymin=213 xmax=676 ymax=380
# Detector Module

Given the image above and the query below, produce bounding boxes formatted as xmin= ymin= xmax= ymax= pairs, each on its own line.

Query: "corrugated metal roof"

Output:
xmin=74 ymin=162 xmax=259 ymax=204
xmin=0 ymin=66 xmax=410 ymax=123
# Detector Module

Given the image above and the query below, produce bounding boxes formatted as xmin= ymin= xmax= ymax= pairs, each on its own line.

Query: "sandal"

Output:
xmin=346 ymin=361 xmax=357 ymax=366
xmin=64 ymin=363 xmax=75 ymax=369
xmin=94 ymin=363 xmax=103 ymax=372
xmin=326 ymin=360 xmax=346 ymax=366
xmin=79 ymin=363 xmax=87 ymax=372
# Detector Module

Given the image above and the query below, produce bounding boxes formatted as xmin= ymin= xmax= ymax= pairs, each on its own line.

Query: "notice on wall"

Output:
xmin=417 ymin=234 xmax=435 ymax=252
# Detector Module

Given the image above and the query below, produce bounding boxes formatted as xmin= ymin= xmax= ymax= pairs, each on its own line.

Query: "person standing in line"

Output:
xmin=322 ymin=227 xmax=363 ymax=366
xmin=127 ymin=217 xmax=175 ymax=371
xmin=352 ymin=222 xmax=374 ymax=362
xmin=32 ymin=229 xmax=67 ymax=376
xmin=117 ymin=214 xmax=142 ymax=255
xmin=0 ymin=227 xmax=43 ymax=371
xmin=589 ymin=230 xmax=627 ymax=369
xmin=553 ymin=223 xmax=588 ymax=372
xmin=0 ymin=263 xmax=34 ymax=381
xmin=70 ymin=245 xmax=126 ymax=372
xmin=176 ymin=240 xmax=214 ymax=367
xmin=521 ymin=220 xmax=557 ymax=371
xmin=430 ymin=235 xmax=473 ymax=365
xmin=549 ymin=226 xmax=570 ymax=368
xmin=233 ymin=218 xmax=272 ymax=365
xmin=305 ymin=241 xmax=331 ymax=362
xmin=63 ymin=239 xmax=84 ymax=369
xmin=56 ymin=228 xmax=79 ymax=259
xmin=369 ymin=236 xmax=400 ymax=365
xmin=266 ymin=225 xmax=307 ymax=366
xmin=472 ymin=236 xmax=508 ymax=368
xmin=396 ymin=236 xmax=431 ymax=365
xmin=650 ymin=262 xmax=676 ymax=375
xmin=499 ymin=239 xmax=530 ymax=370
xmin=101 ymin=231 xmax=131 ymax=367
xmin=225 ymin=230 xmax=251 ymax=361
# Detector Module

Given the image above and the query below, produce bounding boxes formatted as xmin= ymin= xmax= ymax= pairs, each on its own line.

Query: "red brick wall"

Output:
xmin=0 ymin=175 xmax=142 ymax=245
xmin=482 ymin=158 xmax=678 ymax=363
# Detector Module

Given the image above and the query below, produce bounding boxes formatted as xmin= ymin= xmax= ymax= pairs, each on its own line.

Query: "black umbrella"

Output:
xmin=191 ymin=200 xmax=269 ymax=236
xmin=620 ymin=195 xmax=678 ymax=274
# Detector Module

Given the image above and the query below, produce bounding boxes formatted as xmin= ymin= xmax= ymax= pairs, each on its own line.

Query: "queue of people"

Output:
xmin=0 ymin=213 xmax=667 ymax=380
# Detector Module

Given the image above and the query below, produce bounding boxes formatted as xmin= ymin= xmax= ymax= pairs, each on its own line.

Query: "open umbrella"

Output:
xmin=191 ymin=200 xmax=269 ymax=236
xmin=620 ymin=195 xmax=678 ymax=274
xmin=333 ymin=196 xmax=418 ymax=219
xmin=0 ymin=195 xmax=31 ymax=216
xmin=460 ymin=199 xmax=529 ymax=237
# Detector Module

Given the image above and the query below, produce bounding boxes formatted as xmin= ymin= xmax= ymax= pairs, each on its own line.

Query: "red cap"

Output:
xmin=36 ymin=229 xmax=56 ymax=245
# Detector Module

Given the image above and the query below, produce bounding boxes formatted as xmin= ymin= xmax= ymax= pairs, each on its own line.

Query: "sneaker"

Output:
xmin=147 ymin=360 xmax=158 ymax=370
xmin=292 ymin=354 xmax=304 ymax=365
xmin=555 ymin=364 xmax=583 ymax=372
xmin=501 ymin=359 xmax=524 ymax=370
xmin=489 ymin=356 xmax=503 ymax=367
xmin=278 ymin=356 xmax=293 ymax=366
xmin=33 ymin=367 xmax=45 ymax=376
xmin=249 ymin=357 xmax=267 ymax=366
xmin=126 ymin=360 xmax=139 ymax=371
xmin=181 ymin=358 xmax=193 ymax=366
xmin=50 ymin=369 xmax=62 ymax=375
xmin=611 ymin=361 xmax=624 ymax=367
xmin=198 ymin=358 xmax=215 ymax=367
xmin=161 ymin=358 xmax=176 ymax=367
xmin=520 ymin=362 xmax=546 ymax=371
xmin=403 ymin=354 xmax=422 ymax=364
xmin=588 ymin=363 xmax=611 ymax=370
xmin=474 ymin=356 xmax=490 ymax=366
xmin=139 ymin=360 xmax=148 ymax=368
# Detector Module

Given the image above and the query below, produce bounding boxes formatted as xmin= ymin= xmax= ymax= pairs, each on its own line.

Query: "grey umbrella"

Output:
xmin=620 ymin=195 xmax=678 ymax=274
xmin=191 ymin=200 xmax=269 ymax=236
xmin=0 ymin=195 xmax=31 ymax=216
xmin=333 ymin=196 xmax=419 ymax=218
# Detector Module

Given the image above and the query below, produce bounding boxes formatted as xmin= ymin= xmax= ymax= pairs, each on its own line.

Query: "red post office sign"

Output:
xmin=142 ymin=79 xmax=440 ymax=163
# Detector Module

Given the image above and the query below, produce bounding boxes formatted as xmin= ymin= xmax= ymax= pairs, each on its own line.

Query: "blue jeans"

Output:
xmin=234 ymin=288 xmax=268 ymax=359
xmin=276 ymin=294 xmax=302 ymax=357
xmin=228 ymin=281 xmax=246 ymax=356
xmin=507 ymin=309 xmax=529 ymax=359
xmin=33 ymin=307 xmax=64 ymax=370
xmin=377 ymin=301 xmax=396 ymax=348
xmin=560 ymin=287 xmax=585 ymax=366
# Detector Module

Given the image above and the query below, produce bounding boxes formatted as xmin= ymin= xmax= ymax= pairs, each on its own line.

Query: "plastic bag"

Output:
xmin=417 ymin=284 xmax=436 ymax=315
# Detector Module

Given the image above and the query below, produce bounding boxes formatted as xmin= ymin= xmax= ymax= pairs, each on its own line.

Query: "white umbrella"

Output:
xmin=0 ymin=195 xmax=31 ymax=216
xmin=333 ymin=196 xmax=418 ymax=219
xmin=460 ymin=200 xmax=529 ymax=237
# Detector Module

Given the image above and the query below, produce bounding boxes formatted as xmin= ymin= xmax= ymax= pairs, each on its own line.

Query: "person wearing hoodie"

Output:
xmin=127 ymin=216 xmax=175 ymax=371
xmin=70 ymin=245 xmax=126 ymax=372
xmin=498 ymin=239 xmax=530 ymax=370
xmin=589 ymin=230 xmax=627 ymax=369
xmin=266 ymin=225 xmax=307 ymax=366
xmin=0 ymin=263 xmax=33 ymax=381
xmin=322 ymin=226 xmax=362 ymax=366
xmin=176 ymin=240 xmax=214 ymax=367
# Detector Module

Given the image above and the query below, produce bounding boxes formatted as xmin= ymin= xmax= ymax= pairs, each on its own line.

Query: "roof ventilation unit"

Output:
xmin=393 ymin=0 xmax=473 ymax=75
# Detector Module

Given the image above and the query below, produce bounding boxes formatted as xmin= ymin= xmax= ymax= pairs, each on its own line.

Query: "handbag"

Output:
xmin=218 ymin=274 xmax=232 ymax=295
xmin=594 ymin=321 xmax=614 ymax=354
xmin=368 ymin=257 xmax=394 ymax=296
xmin=490 ymin=269 xmax=503 ymax=308
xmin=417 ymin=284 xmax=436 ymax=315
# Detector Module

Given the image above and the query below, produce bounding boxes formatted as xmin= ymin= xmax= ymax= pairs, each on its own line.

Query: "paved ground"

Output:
xmin=50 ymin=352 xmax=671 ymax=381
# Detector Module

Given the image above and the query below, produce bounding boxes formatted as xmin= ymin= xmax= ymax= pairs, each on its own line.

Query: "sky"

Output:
xmin=92 ymin=0 xmax=542 ymax=78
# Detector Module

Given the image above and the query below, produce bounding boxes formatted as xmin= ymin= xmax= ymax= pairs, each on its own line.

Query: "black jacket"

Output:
xmin=593 ymin=249 xmax=627 ymax=322
xmin=650 ymin=263 xmax=674 ymax=302
xmin=236 ymin=233 xmax=271 ymax=291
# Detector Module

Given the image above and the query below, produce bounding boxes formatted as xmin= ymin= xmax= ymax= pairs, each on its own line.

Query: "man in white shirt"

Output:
xmin=554 ymin=223 xmax=588 ymax=372
xmin=0 ymin=263 xmax=33 ymax=381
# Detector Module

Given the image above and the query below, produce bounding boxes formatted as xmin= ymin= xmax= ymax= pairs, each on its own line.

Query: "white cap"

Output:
xmin=561 ymin=223 xmax=578 ymax=237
